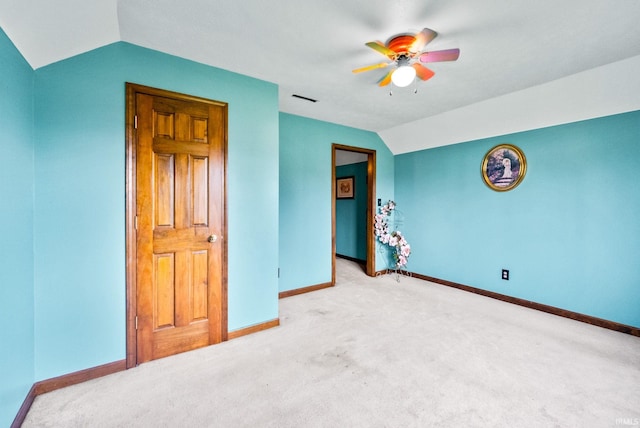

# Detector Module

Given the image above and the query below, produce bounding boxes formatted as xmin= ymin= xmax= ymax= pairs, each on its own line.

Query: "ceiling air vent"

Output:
xmin=291 ymin=94 xmax=317 ymax=103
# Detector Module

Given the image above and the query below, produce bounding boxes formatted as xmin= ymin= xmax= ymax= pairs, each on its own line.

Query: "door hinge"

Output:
xmin=134 ymin=216 xmax=138 ymax=230
xmin=134 ymin=115 xmax=138 ymax=129
xmin=135 ymin=316 xmax=138 ymax=330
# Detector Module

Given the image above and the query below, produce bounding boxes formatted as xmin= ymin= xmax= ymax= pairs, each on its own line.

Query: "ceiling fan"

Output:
xmin=353 ymin=27 xmax=460 ymax=88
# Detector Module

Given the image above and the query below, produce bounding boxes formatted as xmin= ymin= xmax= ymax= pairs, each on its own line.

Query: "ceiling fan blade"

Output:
xmin=413 ymin=63 xmax=435 ymax=81
xmin=352 ymin=62 xmax=391 ymax=74
xmin=419 ymin=48 xmax=460 ymax=63
xmin=365 ymin=41 xmax=397 ymax=58
xmin=377 ymin=70 xmax=393 ymax=87
xmin=409 ymin=28 xmax=437 ymax=53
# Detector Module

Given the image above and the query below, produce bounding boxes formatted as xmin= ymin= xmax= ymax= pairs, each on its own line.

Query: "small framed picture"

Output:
xmin=336 ymin=176 xmax=355 ymax=199
xmin=481 ymin=144 xmax=527 ymax=191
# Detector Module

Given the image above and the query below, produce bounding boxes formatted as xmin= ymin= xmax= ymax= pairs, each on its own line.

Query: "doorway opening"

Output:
xmin=332 ymin=144 xmax=376 ymax=284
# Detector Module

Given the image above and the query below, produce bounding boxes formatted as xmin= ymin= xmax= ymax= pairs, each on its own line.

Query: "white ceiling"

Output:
xmin=2 ymin=0 xmax=640 ymax=153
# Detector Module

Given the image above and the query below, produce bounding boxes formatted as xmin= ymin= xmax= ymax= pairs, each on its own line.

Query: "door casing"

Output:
xmin=332 ymin=144 xmax=376 ymax=283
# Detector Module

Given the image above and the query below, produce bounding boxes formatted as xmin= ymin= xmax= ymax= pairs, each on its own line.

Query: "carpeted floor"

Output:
xmin=23 ymin=258 xmax=640 ymax=427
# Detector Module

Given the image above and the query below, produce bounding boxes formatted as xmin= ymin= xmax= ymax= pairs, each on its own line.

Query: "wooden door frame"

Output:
xmin=332 ymin=144 xmax=376 ymax=284
xmin=125 ymin=83 xmax=228 ymax=368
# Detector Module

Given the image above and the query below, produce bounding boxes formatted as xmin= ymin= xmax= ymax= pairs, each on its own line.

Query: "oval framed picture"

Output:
xmin=481 ymin=144 xmax=527 ymax=191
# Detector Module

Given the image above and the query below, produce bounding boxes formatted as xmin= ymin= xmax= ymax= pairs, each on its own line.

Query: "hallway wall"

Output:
xmin=336 ymin=161 xmax=368 ymax=261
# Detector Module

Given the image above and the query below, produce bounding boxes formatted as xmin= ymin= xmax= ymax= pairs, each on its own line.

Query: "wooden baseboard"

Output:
xmin=11 ymin=360 xmax=126 ymax=427
xmin=11 ymin=385 xmax=36 ymax=428
xmin=228 ymin=318 xmax=280 ymax=340
xmin=412 ymin=272 xmax=640 ymax=337
xmin=34 ymin=360 xmax=127 ymax=395
xmin=279 ymin=282 xmax=333 ymax=299
xmin=336 ymin=254 xmax=366 ymax=265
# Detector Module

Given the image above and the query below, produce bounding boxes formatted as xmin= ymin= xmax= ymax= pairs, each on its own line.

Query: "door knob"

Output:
xmin=208 ymin=234 xmax=218 ymax=243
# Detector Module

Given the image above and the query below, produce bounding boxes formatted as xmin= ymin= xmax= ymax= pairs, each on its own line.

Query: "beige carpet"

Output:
xmin=24 ymin=259 xmax=640 ymax=427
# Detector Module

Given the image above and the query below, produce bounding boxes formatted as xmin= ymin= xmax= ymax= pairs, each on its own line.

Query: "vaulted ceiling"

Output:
xmin=2 ymin=0 xmax=640 ymax=152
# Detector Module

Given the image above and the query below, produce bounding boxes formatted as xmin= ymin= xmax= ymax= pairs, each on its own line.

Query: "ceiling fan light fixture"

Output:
xmin=354 ymin=27 xmax=460 ymax=90
xmin=391 ymin=65 xmax=416 ymax=87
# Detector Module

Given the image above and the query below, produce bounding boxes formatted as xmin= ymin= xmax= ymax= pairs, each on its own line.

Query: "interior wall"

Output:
xmin=335 ymin=161 xmax=368 ymax=260
xmin=0 ymin=27 xmax=35 ymax=427
xmin=32 ymin=42 xmax=280 ymax=381
xmin=279 ymin=113 xmax=394 ymax=292
xmin=395 ymin=110 xmax=640 ymax=327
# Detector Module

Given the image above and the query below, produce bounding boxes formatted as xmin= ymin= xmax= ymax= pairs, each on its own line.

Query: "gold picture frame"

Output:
xmin=481 ymin=144 xmax=527 ymax=191
xmin=336 ymin=176 xmax=355 ymax=199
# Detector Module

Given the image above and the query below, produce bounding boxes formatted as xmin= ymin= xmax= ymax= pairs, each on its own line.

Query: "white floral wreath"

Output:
xmin=374 ymin=200 xmax=411 ymax=268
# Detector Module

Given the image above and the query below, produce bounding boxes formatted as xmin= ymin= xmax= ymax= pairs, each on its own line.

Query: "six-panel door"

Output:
xmin=136 ymin=93 xmax=225 ymax=363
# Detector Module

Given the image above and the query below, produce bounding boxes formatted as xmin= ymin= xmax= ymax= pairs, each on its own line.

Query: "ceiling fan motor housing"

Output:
xmin=386 ymin=34 xmax=419 ymax=58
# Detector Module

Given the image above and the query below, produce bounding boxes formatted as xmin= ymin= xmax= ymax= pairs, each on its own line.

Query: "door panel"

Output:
xmin=192 ymin=157 xmax=209 ymax=225
xmin=155 ymin=154 xmax=175 ymax=227
xmin=154 ymin=253 xmax=175 ymax=328
xmin=135 ymin=91 xmax=226 ymax=363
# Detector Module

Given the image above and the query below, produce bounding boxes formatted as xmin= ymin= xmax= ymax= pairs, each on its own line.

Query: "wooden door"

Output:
xmin=134 ymin=90 xmax=226 ymax=363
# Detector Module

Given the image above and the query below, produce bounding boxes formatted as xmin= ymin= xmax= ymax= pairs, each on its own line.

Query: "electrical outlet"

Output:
xmin=502 ymin=269 xmax=509 ymax=280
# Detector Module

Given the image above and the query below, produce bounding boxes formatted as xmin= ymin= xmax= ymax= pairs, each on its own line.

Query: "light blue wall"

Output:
xmin=395 ymin=110 xmax=640 ymax=327
xmin=33 ymin=42 xmax=279 ymax=380
xmin=336 ymin=162 xmax=368 ymax=260
xmin=279 ymin=113 xmax=394 ymax=292
xmin=0 ymin=27 xmax=35 ymax=427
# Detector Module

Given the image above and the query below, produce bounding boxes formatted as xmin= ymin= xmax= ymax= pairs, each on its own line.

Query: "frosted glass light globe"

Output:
xmin=391 ymin=65 xmax=416 ymax=87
